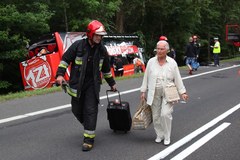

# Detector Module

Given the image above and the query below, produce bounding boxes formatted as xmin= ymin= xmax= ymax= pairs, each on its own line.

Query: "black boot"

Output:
xmin=82 ymin=137 xmax=94 ymax=151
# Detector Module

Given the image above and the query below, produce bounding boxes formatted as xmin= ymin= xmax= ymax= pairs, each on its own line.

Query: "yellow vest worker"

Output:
xmin=213 ymin=40 xmax=221 ymax=54
xmin=211 ymin=37 xmax=221 ymax=66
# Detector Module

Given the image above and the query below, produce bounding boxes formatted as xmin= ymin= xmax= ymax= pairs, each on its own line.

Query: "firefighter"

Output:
xmin=55 ymin=20 xmax=117 ymax=151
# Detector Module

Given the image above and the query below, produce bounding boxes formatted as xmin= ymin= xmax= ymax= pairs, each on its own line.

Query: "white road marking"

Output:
xmin=1 ymin=65 xmax=239 ymax=125
xmin=182 ymin=64 xmax=240 ymax=80
xmin=171 ymin=122 xmax=231 ymax=160
xmin=0 ymin=88 xmax=140 ymax=124
xmin=0 ymin=64 xmax=239 ymax=160
xmin=101 ymin=88 xmax=140 ymax=100
xmin=147 ymin=104 xmax=240 ymax=160
xmin=0 ymin=65 xmax=239 ymax=125
xmin=0 ymin=104 xmax=71 ymax=124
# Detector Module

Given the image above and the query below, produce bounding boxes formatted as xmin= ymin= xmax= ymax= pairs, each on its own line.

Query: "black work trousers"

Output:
xmin=71 ymin=82 xmax=98 ymax=131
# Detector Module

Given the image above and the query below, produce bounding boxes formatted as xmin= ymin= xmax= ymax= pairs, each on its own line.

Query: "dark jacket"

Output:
xmin=193 ymin=42 xmax=200 ymax=57
xmin=56 ymin=38 xmax=115 ymax=101
xmin=185 ymin=42 xmax=196 ymax=58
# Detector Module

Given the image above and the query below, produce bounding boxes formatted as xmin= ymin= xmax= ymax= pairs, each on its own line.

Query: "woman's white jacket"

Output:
xmin=140 ymin=56 xmax=186 ymax=105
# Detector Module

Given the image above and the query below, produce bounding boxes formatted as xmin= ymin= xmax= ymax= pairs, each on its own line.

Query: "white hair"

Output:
xmin=157 ymin=40 xmax=170 ymax=50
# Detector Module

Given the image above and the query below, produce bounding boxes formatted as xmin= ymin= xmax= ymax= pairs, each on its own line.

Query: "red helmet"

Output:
xmin=86 ymin=20 xmax=107 ymax=39
xmin=193 ymin=35 xmax=198 ymax=39
xmin=159 ymin=36 xmax=168 ymax=41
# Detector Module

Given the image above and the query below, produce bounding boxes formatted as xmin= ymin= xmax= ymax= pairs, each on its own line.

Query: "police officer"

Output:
xmin=55 ymin=20 xmax=117 ymax=151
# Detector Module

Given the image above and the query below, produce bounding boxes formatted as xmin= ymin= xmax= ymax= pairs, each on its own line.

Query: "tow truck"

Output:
xmin=19 ymin=32 xmax=145 ymax=90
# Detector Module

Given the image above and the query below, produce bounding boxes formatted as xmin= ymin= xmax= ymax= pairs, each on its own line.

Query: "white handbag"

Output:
xmin=164 ymin=86 xmax=180 ymax=102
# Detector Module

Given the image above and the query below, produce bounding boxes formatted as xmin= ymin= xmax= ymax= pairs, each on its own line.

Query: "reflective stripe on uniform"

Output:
xmin=58 ymin=60 xmax=69 ymax=69
xmin=83 ymin=133 xmax=95 ymax=138
xmin=102 ymin=72 xmax=113 ymax=78
xmin=99 ymin=59 xmax=103 ymax=69
xmin=66 ymin=87 xmax=77 ymax=97
xmin=75 ymin=56 xmax=83 ymax=65
xmin=83 ymin=130 xmax=96 ymax=138
xmin=84 ymin=130 xmax=95 ymax=135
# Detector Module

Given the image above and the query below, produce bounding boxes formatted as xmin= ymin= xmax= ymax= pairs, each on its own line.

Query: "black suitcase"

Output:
xmin=106 ymin=90 xmax=132 ymax=133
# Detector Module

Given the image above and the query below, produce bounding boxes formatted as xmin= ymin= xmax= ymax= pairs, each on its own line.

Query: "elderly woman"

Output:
xmin=140 ymin=40 xmax=188 ymax=145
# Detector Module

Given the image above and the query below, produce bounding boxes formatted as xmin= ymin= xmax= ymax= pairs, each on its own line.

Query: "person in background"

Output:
xmin=55 ymin=20 xmax=116 ymax=152
xmin=169 ymin=47 xmax=176 ymax=60
xmin=192 ymin=35 xmax=201 ymax=59
xmin=113 ymin=56 xmax=124 ymax=76
xmin=36 ymin=47 xmax=49 ymax=57
xmin=140 ymin=40 xmax=188 ymax=146
xmin=211 ymin=37 xmax=221 ymax=67
xmin=159 ymin=35 xmax=168 ymax=41
xmin=190 ymin=35 xmax=201 ymax=71
xmin=133 ymin=55 xmax=144 ymax=73
xmin=185 ymin=37 xmax=195 ymax=75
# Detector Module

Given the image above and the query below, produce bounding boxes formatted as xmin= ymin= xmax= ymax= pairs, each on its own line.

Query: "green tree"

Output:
xmin=0 ymin=3 xmax=53 ymax=94
xmin=196 ymin=0 xmax=240 ymax=63
xmin=48 ymin=0 xmax=121 ymax=32
xmin=1 ymin=0 xmax=240 ymax=94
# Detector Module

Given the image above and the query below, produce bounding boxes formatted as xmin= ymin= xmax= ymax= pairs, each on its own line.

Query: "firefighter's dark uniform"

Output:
xmin=56 ymin=38 xmax=115 ymax=145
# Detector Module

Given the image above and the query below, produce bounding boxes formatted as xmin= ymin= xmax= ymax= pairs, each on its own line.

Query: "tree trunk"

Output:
xmin=63 ymin=0 xmax=68 ymax=32
xmin=115 ymin=10 xmax=124 ymax=33
xmin=207 ymin=32 xmax=211 ymax=64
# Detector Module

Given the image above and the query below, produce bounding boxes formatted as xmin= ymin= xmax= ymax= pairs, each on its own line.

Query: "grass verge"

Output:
xmin=0 ymin=73 xmax=144 ymax=103
xmin=1 ymin=56 xmax=239 ymax=103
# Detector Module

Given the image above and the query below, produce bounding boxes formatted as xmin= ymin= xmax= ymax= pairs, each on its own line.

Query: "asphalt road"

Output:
xmin=0 ymin=61 xmax=240 ymax=160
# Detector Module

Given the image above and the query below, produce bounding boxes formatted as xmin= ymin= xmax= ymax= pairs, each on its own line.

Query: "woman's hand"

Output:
xmin=181 ymin=93 xmax=189 ymax=101
xmin=141 ymin=92 xmax=146 ymax=101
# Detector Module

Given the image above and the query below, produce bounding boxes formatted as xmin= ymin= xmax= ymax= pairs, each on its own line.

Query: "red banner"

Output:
xmin=21 ymin=56 xmax=52 ymax=90
xmin=105 ymin=45 xmax=139 ymax=56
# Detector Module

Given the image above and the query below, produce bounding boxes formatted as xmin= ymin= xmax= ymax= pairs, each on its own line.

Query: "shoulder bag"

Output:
xmin=164 ymin=85 xmax=180 ymax=102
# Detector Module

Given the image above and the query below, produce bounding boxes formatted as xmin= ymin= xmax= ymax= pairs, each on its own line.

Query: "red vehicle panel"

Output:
xmin=225 ymin=24 xmax=240 ymax=47
xmin=19 ymin=32 xmax=145 ymax=90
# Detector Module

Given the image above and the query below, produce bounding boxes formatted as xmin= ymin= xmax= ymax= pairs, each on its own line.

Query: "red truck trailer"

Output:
xmin=19 ymin=32 xmax=145 ymax=90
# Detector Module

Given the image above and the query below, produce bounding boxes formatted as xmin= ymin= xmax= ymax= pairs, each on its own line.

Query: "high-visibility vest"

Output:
xmin=213 ymin=41 xmax=221 ymax=54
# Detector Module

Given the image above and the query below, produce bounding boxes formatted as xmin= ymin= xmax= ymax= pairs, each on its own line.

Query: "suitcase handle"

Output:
xmin=106 ymin=90 xmax=122 ymax=105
